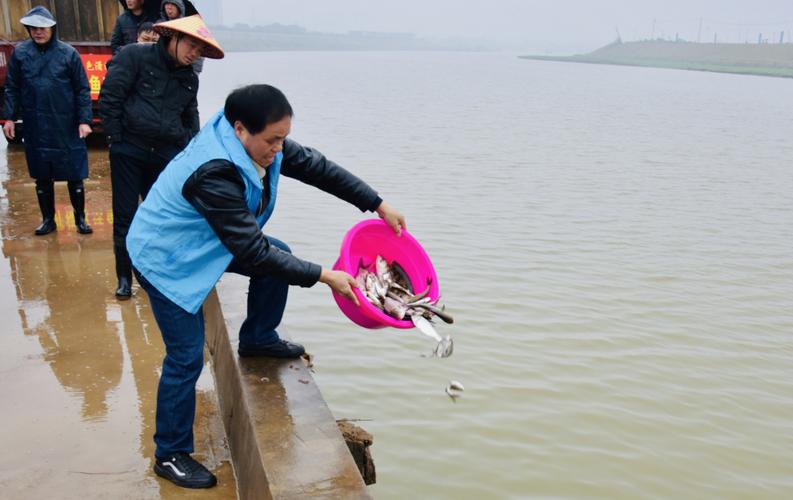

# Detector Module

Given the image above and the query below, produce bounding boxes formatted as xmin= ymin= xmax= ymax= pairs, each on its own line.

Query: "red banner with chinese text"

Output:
xmin=80 ymin=54 xmax=111 ymax=101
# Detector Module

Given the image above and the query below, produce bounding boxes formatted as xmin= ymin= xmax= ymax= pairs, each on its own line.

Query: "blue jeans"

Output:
xmin=135 ymin=236 xmax=291 ymax=458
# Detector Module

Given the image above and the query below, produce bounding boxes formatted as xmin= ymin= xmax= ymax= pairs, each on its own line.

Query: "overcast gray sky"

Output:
xmin=218 ymin=0 xmax=793 ymax=52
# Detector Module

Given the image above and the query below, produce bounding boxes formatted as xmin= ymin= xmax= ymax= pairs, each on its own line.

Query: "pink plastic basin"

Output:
xmin=332 ymin=219 xmax=439 ymax=329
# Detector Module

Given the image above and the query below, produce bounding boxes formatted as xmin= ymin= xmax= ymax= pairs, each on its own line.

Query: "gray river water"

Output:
xmin=209 ymin=51 xmax=793 ymax=499
xmin=210 ymin=52 xmax=793 ymax=499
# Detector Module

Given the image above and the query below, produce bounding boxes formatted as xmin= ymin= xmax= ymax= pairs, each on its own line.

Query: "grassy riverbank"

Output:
xmin=521 ymin=40 xmax=793 ymax=78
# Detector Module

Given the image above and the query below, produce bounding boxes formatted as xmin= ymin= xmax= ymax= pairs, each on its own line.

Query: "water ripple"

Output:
xmin=210 ymin=52 xmax=793 ymax=499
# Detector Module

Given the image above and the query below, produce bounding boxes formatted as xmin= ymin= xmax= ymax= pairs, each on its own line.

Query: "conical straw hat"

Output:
xmin=154 ymin=14 xmax=224 ymax=59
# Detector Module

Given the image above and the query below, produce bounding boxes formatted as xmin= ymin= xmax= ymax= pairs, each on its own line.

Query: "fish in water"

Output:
xmin=445 ymin=380 xmax=464 ymax=400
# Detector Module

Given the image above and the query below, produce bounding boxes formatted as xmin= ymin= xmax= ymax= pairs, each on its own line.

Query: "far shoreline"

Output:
xmin=521 ymin=40 xmax=793 ymax=79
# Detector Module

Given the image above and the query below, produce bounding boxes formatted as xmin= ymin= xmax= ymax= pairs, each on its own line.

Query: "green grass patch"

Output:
xmin=520 ymin=55 xmax=793 ymax=79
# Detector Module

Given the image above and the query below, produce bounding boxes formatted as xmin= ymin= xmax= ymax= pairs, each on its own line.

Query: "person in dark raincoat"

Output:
xmin=2 ymin=6 xmax=93 ymax=235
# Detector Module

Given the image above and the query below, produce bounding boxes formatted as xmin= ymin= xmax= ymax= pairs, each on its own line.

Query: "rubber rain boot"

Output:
xmin=114 ymin=241 xmax=133 ymax=300
xmin=34 ymin=180 xmax=56 ymax=236
xmin=67 ymin=180 xmax=93 ymax=234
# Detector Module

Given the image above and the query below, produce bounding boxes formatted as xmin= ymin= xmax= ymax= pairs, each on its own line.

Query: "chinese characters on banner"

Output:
xmin=80 ymin=54 xmax=112 ymax=100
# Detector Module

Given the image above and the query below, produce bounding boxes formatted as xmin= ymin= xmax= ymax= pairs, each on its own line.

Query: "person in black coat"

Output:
xmin=111 ymin=0 xmax=158 ymax=55
xmin=111 ymin=0 xmax=197 ymax=55
xmin=2 ymin=6 xmax=93 ymax=235
xmin=99 ymin=15 xmax=223 ymax=300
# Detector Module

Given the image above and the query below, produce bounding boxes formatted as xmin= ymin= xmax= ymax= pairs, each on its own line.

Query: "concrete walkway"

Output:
xmin=0 ymin=142 xmax=372 ymax=499
xmin=0 ymin=144 xmax=236 ymax=499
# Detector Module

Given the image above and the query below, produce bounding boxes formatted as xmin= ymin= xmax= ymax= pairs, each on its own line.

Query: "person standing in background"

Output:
xmin=159 ymin=0 xmax=184 ymax=21
xmin=111 ymin=0 xmax=158 ymax=55
xmin=2 ymin=6 xmax=93 ymax=235
xmin=157 ymin=0 xmax=204 ymax=74
xmin=99 ymin=16 xmax=223 ymax=300
xmin=136 ymin=22 xmax=160 ymax=43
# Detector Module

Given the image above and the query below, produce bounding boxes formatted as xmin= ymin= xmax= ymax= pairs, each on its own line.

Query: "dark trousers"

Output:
xmin=134 ymin=236 xmax=291 ymax=458
xmin=109 ymin=142 xmax=172 ymax=272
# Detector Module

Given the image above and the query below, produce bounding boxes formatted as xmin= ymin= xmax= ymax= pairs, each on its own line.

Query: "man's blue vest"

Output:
xmin=127 ymin=110 xmax=282 ymax=313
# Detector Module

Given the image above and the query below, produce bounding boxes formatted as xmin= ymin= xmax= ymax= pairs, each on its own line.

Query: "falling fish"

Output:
xmin=445 ymin=380 xmax=464 ymax=400
xmin=433 ymin=335 xmax=454 ymax=358
xmin=411 ymin=314 xmax=441 ymax=342
xmin=411 ymin=315 xmax=454 ymax=358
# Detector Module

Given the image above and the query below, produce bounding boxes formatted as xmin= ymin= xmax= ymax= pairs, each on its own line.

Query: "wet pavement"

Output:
xmin=0 ymin=143 xmax=237 ymax=499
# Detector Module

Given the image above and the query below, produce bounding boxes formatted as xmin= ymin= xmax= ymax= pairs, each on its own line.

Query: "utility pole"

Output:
xmin=697 ymin=17 xmax=703 ymax=43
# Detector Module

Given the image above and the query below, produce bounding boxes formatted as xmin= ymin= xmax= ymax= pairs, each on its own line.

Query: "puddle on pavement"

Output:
xmin=0 ymin=144 xmax=238 ymax=499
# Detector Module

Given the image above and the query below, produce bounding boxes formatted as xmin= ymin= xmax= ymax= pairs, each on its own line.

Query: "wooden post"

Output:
xmin=94 ymin=0 xmax=104 ymax=41
xmin=1 ymin=0 xmax=11 ymax=38
xmin=71 ymin=0 xmax=82 ymax=40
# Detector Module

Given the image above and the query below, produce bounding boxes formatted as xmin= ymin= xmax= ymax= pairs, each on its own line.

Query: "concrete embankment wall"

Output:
xmin=203 ymin=290 xmax=372 ymax=500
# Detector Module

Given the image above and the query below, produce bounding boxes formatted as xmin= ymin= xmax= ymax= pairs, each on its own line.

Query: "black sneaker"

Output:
xmin=238 ymin=339 xmax=305 ymax=358
xmin=154 ymin=452 xmax=217 ymax=489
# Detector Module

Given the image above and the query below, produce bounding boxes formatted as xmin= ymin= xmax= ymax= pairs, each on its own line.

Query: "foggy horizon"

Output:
xmin=212 ymin=0 xmax=792 ymax=52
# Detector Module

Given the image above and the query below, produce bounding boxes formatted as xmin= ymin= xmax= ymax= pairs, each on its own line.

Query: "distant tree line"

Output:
xmin=218 ymin=22 xmax=308 ymax=35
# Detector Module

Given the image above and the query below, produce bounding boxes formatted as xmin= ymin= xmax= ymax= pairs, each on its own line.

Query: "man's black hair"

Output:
xmin=224 ymin=84 xmax=293 ymax=134
xmin=137 ymin=21 xmax=155 ymax=35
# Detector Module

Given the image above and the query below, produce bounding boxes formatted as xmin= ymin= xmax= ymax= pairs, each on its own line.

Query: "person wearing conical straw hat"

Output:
xmin=156 ymin=0 xmax=205 ymax=73
xmin=153 ymin=13 xmax=224 ymax=59
xmin=99 ymin=15 xmax=223 ymax=305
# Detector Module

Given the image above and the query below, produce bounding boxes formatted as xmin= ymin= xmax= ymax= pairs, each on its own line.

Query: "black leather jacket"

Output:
xmin=99 ymin=38 xmax=199 ymax=150
xmin=181 ymin=138 xmax=383 ymax=285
